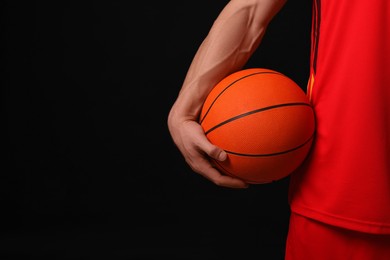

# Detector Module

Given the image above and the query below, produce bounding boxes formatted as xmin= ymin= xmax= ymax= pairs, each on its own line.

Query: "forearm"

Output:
xmin=170 ymin=0 xmax=287 ymax=120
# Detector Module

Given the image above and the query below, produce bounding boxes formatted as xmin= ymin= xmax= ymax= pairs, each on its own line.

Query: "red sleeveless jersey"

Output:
xmin=288 ymin=0 xmax=390 ymax=234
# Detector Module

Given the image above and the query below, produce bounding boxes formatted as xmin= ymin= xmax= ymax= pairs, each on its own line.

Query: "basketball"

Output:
xmin=199 ymin=68 xmax=315 ymax=184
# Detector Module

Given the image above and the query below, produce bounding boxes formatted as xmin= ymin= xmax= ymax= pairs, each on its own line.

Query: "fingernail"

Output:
xmin=218 ymin=152 xmax=227 ymax=161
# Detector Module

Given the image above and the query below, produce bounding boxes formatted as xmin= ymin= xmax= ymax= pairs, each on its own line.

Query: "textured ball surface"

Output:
xmin=199 ymin=68 xmax=315 ymax=184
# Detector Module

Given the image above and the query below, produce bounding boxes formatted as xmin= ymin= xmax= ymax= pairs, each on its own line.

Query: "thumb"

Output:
xmin=205 ymin=143 xmax=227 ymax=162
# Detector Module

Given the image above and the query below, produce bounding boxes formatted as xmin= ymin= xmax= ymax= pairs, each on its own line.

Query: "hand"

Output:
xmin=168 ymin=113 xmax=249 ymax=189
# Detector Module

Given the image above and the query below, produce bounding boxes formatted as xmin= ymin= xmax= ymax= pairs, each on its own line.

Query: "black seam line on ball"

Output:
xmin=204 ymin=102 xmax=312 ymax=135
xmin=224 ymin=132 xmax=315 ymax=157
xmin=199 ymin=71 xmax=282 ymax=124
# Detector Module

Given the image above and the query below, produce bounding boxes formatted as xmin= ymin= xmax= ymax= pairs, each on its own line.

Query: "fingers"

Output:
xmin=203 ymin=139 xmax=227 ymax=162
xmin=188 ymin=136 xmax=249 ymax=189
xmin=170 ymin=119 xmax=249 ymax=189
xmin=188 ymin=156 xmax=249 ymax=189
xmin=203 ymin=167 xmax=250 ymax=189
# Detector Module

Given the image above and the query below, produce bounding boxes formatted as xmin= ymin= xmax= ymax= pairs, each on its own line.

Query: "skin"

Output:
xmin=167 ymin=0 xmax=287 ymax=189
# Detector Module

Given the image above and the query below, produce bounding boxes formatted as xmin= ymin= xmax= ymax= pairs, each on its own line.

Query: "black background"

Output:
xmin=2 ymin=1 xmax=311 ymax=259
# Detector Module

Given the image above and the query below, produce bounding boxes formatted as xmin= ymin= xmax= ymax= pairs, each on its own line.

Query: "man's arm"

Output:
xmin=168 ymin=0 xmax=287 ymax=188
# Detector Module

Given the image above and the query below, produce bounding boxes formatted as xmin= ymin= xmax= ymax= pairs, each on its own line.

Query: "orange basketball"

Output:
xmin=199 ymin=68 xmax=315 ymax=184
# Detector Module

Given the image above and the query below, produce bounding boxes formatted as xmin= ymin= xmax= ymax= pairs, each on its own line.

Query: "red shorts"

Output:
xmin=285 ymin=213 xmax=390 ymax=260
